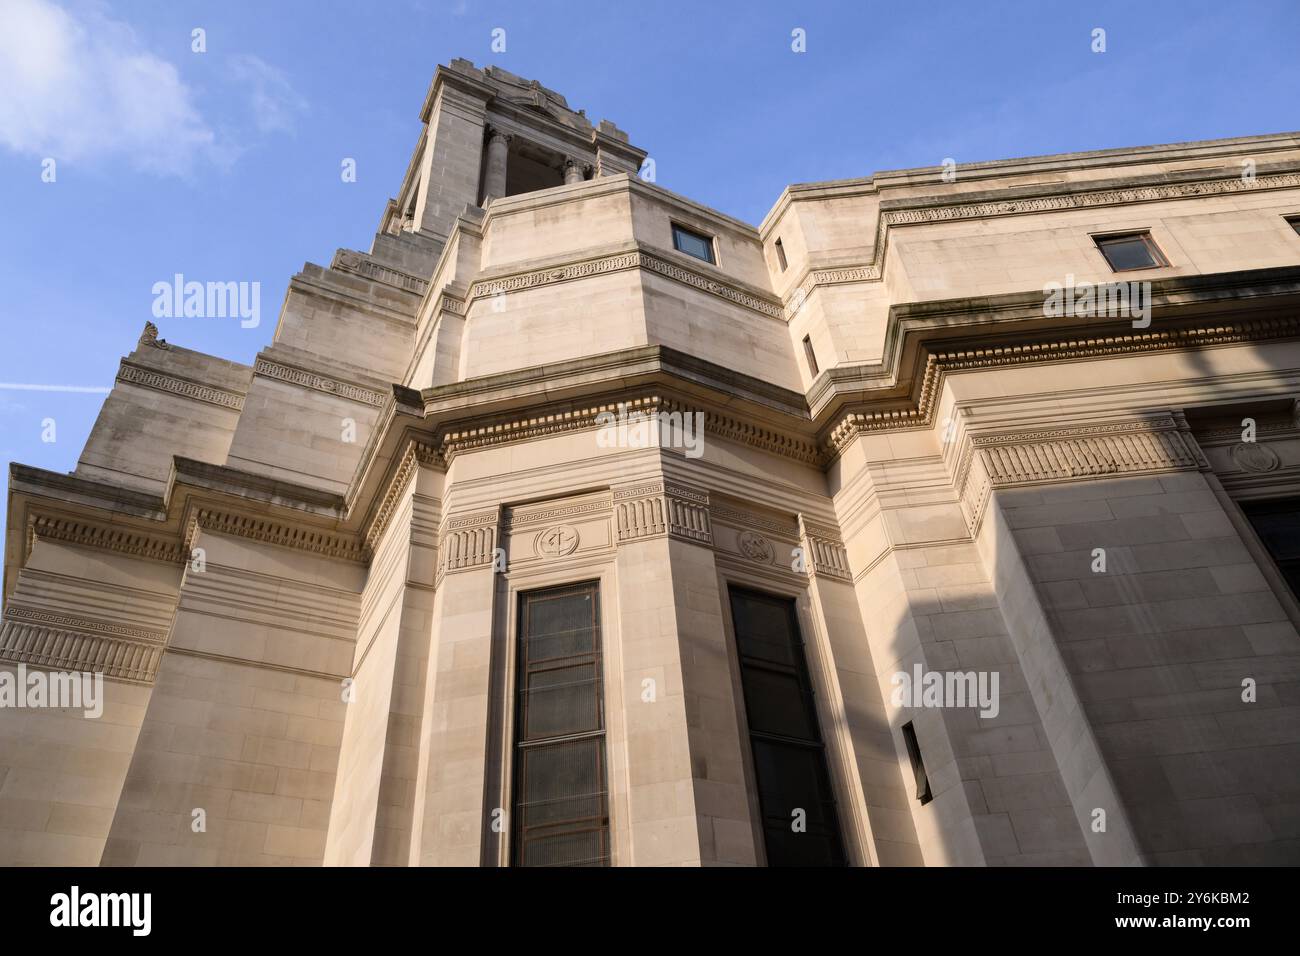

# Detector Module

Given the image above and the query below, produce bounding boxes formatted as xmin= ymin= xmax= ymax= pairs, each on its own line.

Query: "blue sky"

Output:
xmin=1 ymin=0 xmax=1297 ymax=481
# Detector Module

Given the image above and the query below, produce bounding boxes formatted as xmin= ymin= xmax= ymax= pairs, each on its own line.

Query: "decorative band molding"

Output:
xmin=504 ymin=497 xmax=610 ymax=530
xmin=795 ymin=516 xmax=852 ymax=581
xmin=254 ymin=358 xmax=387 ymax=408
xmin=189 ymin=508 xmax=369 ymax=564
xmin=710 ymin=502 xmax=799 ymax=537
xmin=440 ymin=394 xmax=821 ymax=466
xmin=438 ymin=512 xmax=499 ymax=580
xmin=970 ymin=419 xmax=1206 ymax=485
xmin=614 ymin=481 xmax=712 ymax=545
xmin=333 ymin=250 xmax=430 ymax=295
xmin=3 ymin=606 xmax=168 ymax=644
xmin=116 ymin=362 xmax=245 ymax=411
xmin=467 ymin=250 xmax=783 ymax=319
xmin=29 ymin=514 xmax=186 ymax=564
xmin=0 ymin=619 xmax=162 ymax=683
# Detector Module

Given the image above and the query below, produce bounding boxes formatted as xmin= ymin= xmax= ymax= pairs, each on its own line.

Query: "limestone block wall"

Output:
xmin=995 ymin=470 xmax=1300 ymax=864
xmin=0 ymin=540 xmax=179 ymax=865
xmin=325 ymin=467 xmax=438 ymax=866
xmin=414 ymin=82 xmax=488 ymax=241
xmin=478 ymin=183 xmax=634 ymax=268
xmin=224 ymin=352 xmax=390 ymax=494
xmin=459 ymin=271 xmax=648 ymax=381
xmin=267 ymin=265 xmax=417 ymax=382
xmin=76 ymin=341 xmax=250 ymax=496
xmin=100 ymin=530 xmax=361 ymax=865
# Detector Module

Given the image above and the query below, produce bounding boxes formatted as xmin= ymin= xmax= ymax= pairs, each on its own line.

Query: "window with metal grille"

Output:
xmin=1242 ymin=498 xmax=1300 ymax=601
xmin=729 ymin=587 xmax=846 ymax=866
xmin=511 ymin=582 xmax=609 ymax=866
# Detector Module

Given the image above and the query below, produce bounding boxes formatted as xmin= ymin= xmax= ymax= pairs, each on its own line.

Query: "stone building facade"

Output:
xmin=3 ymin=59 xmax=1299 ymax=866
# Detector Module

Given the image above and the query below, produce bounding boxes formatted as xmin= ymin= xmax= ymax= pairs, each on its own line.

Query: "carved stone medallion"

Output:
xmin=1232 ymin=442 xmax=1280 ymax=473
xmin=737 ymin=531 xmax=774 ymax=563
xmin=536 ymin=524 xmax=580 ymax=557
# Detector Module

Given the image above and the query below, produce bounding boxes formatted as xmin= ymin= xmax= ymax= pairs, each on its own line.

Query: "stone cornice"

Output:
xmin=362 ymin=438 xmax=443 ymax=552
xmin=28 ymin=513 xmax=187 ymax=565
xmin=827 ymin=305 xmax=1300 ymax=459
xmin=254 ymin=357 xmax=388 ymax=408
xmin=184 ymin=507 xmax=369 ymax=564
xmin=117 ymin=360 xmax=246 ymax=411
xmin=783 ymin=166 xmax=1300 ymax=319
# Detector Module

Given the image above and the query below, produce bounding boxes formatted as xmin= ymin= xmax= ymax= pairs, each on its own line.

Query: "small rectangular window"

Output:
xmin=1286 ymin=215 xmax=1300 ymax=237
xmin=672 ymin=223 xmax=715 ymax=264
xmin=901 ymin=721 xmax=932 ymax=805
xmin=802 ymin=335 xmax=819 ymax=377
xmin=1094 ymin=231 xmax=1167 ymax=272
xmin=775 ymin=237 xmax=788 ymax=272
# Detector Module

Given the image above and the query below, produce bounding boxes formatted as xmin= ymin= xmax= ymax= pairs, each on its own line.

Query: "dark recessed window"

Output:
xmin=1286 ymin=215 xmax=1300 ymax=237
xmin=1094 ymin=232 xmax=1167 ymax=272
xmin=802 ymin=335 xmax=819 ymax=377
xmin=775 ymin=237 xmax=788 ymax=272
xmin=901 ymin=721 xmax=933 ymax=805
xmin=672 ymin=223 xmax=715 ymax=264
xmin=1241 ymin=498 xmax=1300 ymax=601
xmin=729 ymin=587 xmax=846 ymax=866
xmin=511 ymin=582 xmax=609 ymax=867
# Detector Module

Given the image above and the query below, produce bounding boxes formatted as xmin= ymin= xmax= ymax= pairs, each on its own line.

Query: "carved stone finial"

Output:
xmin=139 ymin=321 xmax=169 ymax=349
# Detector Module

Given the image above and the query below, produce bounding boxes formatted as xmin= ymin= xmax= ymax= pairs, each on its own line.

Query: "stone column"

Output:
xmin=563 ymin=159 xmax=589 ymax=186
xmin=481 ymin=127 xmax=511 ymax=204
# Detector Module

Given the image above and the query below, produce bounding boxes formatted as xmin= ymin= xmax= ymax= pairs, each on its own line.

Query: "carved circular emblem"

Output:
xmin=536 ymin=525 xmax=579 ymax=557
xmin=737 ymin=531 xmax=774 ymax=564
xmin=1231 ymin=442 xmax=1280 ymax=473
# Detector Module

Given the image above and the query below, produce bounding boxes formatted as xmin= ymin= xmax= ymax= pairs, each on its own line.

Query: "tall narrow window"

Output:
xmin=1242 ymin=498 xmax=1300 ymax=601
xmin=512 ymin=582 xmax=608 ymax=866
xmin=1094 ymin=231 xmax=1167 ymax=271
xmin=802 ymin=335 xmax=820 ymax=377
xmin=1286 ymin=215 xmax=1300 ymax=237
xmin=729 ymin=587 xmax=846 ymax=866
xmin=774 ymin=237 xmax=788 ymax=272
xmin=901 ymin=721 xmax=933 ymax=805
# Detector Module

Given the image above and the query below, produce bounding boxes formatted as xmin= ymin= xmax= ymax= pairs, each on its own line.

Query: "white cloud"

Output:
xmin=228 ymin=53 xmax=308 ymax=135
xmin=0 ymin=0 xmax=217 ymax=175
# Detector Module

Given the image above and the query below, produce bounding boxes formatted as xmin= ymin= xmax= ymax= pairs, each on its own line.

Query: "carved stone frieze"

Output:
xmin=613 ymin=481 xmax=711 ymax=545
